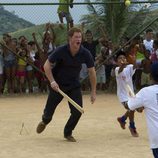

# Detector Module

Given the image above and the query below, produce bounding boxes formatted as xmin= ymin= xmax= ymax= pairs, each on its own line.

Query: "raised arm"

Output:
xmin=49 ymin=23 xmax=56 ymax=44
xmin=81 ymin=22 xmax=86 ymax=42
xmin=32 ymin=32 xmax=42 ymax=53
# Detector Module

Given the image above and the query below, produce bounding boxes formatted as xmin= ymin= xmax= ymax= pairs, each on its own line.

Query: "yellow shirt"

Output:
xmin=18 ymin=57 xmax=27 ymax=66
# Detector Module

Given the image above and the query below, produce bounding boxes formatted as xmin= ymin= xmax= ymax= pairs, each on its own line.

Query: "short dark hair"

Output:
xmin=115 ymin=50 xmax=126 ymax=60
xmin=68 ymin=27 xmax=81 ymax=37
xmin=28 ymin=41 xmax=35 ymax=46
xmin=85 ymin=29 xmax=92 ymax=34
xmin=146 ymin=29 xmax=153 ymax=34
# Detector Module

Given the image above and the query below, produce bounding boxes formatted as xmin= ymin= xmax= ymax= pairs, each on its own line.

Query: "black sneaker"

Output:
xmin=64 ymin=135 xmax=76 ymax=142
xmin=36 ymin=121 xmax=46 ymax=134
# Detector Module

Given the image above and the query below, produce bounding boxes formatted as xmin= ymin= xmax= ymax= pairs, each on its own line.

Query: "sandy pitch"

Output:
xmin=0 ymin=93 xmax=151 ymax=158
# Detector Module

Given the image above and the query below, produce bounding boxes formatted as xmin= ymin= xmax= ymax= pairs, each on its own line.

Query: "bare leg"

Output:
xmin=58 ymin=13 xmax=64 ymax=29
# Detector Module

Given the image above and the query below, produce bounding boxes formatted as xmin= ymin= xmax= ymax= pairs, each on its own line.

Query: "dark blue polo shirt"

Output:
xmin=48 ymin=44 xmax=94 ymax=90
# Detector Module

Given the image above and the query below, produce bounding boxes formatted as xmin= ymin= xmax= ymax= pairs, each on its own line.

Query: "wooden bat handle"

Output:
xmin=58 ymin=89 xmax=84 ymax=114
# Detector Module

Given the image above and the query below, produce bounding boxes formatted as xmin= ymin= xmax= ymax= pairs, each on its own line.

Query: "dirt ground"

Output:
xmin=0 ymin=92 xmax=152 ymax=158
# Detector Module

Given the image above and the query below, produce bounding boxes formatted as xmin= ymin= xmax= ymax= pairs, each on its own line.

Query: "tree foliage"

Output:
xmin=81 ymin=0 xmax=158 ymax=45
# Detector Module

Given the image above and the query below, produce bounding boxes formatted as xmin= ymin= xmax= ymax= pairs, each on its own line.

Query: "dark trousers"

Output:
xmin=152 ymin=148 xmax=158 ymax=158
xmin=42 ymin=87 xmax=83 ymax=137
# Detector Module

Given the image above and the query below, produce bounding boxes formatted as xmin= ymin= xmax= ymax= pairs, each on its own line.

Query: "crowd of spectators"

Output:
xmin=80 ymin=28 xmax=158 ymax=92
xmin=0 ymin=25 xmax=158 ymax=95
xmin=0 ymin=23 xmax=56 ymax=94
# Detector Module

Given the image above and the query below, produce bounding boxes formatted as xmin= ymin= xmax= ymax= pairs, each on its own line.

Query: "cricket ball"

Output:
xmin=125 ymin=0 xmax=131 ymax=6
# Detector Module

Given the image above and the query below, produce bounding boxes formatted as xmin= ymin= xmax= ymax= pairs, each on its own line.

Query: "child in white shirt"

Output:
xmin=115 ymin=51 xmax=139 ymax=137
xmin=128 ymin=62 xmax=158 ymax=158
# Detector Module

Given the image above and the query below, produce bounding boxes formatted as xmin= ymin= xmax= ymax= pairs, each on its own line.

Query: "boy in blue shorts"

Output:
xmin=115 ymin=51 xmax=139 ymax=137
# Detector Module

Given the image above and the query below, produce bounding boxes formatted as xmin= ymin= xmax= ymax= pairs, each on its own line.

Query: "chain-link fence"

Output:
xmin=2 ymin=2 xmax=89 ymax=25
xmin=0 ymin=1 xmax=158 ymax=42
xmin=1 ymin=1 xmax=158 ymax=94
xmin=0 ymin=1 xmax=90 ymax=35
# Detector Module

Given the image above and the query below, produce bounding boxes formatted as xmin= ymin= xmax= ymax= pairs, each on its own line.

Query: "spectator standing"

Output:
xmin=96 ymin=57 xmax=106 ymax=90
xmin=2 ymin=34 xmax=17 ymax=93
xmin=16 ymin=48 xmax=28 ymax=93
xmin=25 ymin=41 xmax=36 ymax=93
xmin=82 ymin=29 xmax=100 ymax=61
xmin=141 ymin=50 xmax=152 ymax=88
xmin=143 ymin=29 xmax=154 ymax=54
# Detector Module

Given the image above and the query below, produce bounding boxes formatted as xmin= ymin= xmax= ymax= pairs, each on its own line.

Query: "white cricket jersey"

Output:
xmin=115 ymin=64 xmax=135 ymax=102
xmin=128 ymin=85 xmax=158 ymax=149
